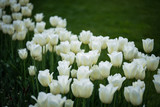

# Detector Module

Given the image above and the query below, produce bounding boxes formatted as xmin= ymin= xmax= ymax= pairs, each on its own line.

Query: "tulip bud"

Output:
xmin=57 ymin=60 xmax=71 ymax=76
xmin=30 ymin=44 xmax=42 ymax=61
xmin=38 ymin=69 xmax=53 ymax=87
xmin=107 ymin=39 xmax=119 ymax=54
xmin=34 ymin=13 xmax=44 ymax=22
xmin=70 ymin=40 xmax=82 ymax=53
xmin=99 ymin=84 xmax=118 ymax=104
xmin=71 ymin=79 xmax=94 ymax=98
xmin=90 ymin=65 xmax=103 ymax=81
xmin=49 ymin=80 xmax=60 ymax=95
xmin=77 ymin=66 xmax=92 ymax=80
xmin=28 ymin=65 xmax=36 ymax=76
xmin=58 ymin=75 xmax=72 ymax=94
xmin=108 ymin=51 xmax=123 ymax=67
xmin=79 ymin=30 xmax=93 ymax=44
xmin=35 ymin=21 xmax=46 ymax=33
xmin=118 ymin=37 xmax=128 ymax=51
xmin=18 ymin=48 xmax=28 ymax=60
xmin=108 ymin=73 xmax=126 ymax=90
xmin=55 ymin=41 xmax=70 ymax=55
xmin=71 ymin=69 xmax=77 ymax=78
xmin=142 ymin=38 xmax=154 ymax=53
xmin=99 ymin=61 xmax=112 ymax=78
xmin=49 ymin=34 xmax=59 ymax=46
xmin=2 ymin=15 xmax=12 ymax=24
xmin=21 ymin=6 xmax=32 ymax=17
xmin=11 ymin=3 xmax=21 ymax=12
xmin=49 ymin=16 xmax=61 ymax=26
xmin=146 ymin=54 xmax=159 ymax=71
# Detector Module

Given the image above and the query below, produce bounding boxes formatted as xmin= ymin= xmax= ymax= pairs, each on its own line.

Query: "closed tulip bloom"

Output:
xmin=146 ymin=54 xmax=159 ymax=71
xmin=55 ymin=41 xmax=70 ymax=55
xmin=135 ymin=65 xmax=146 ymax=80
xmin=33 ymin=33 xmax=47 ymax=46
xmin=123 ymin=45 xmax=138 ymax=61
xmin=142 ymin=38 xmax=154 ymax=53
xmin=89 ymin=41 xmax=102 ymax=52
xmin=90 ymin=65 xmax=103 ymax=81
xmin=71 ymin=69 xmax=77 ymax=78
xmin=7 ymin=24 xmax=15 ymax=35
xmin=79 ymin=30 xmax=93 ymax=44
xmin=18 ymin=48 xmax=28 ymax=60
xmin=38 ymin=69 xmax=53 ymax=87
xmin=49 ymin=16 xmax=61 ymax=26
xmin=107 ymin=39 xmax=119 ymax=54
xmin=123 ymin=62 xmax=137 ymax=79
xmin=30 ymin=44 xmax=42 ymax=61
xmin=133 ymin=58 xmax=147 ymax=68
xmin=17 ymin=30 xmax=27 ymax=41
xmin=57 ymin=19 xmax=67 ymax=28
xmin=13 ymin=20 xmax=25 ymax=32
xmin=12 ymin=13 xmax=22 ymax=20
xmin=28 ymin=65 xmax=36 ymax=76
xmin=132 ymin=80 xmax=145 ymax=90
xmin=57 ymin=60 xmax=71 ymax=76
xmin=35 ymin=21 xmax=46 ymax=33
xmin=49 ymin=80 xmax=61 ymax=95
xmin=70 ymin=40 xmax=82 ymax=53
xmin=118 ymin=37 xmax=128 ymax=51
xmin=71 ymin=79 xmax=94 ymax=98
xmin=27 ymin=3 xmax=34 ymax=10
xmin=70 ymin=34 xmax=78 ymax=41
xmin=124 ymin=86 xmax=145 ymax=106
xmin=59 ymin=30 xmax=71 ymax=41
xmin=99 ymin=61 xmax=112 ymax=78
xmin=65 ymin=99 xmax=74 ymax=107
xmin=57 ymin=75 xmax=72 ymax=94
xmin=28 ymin=22 xmax=35 ymax=31
xmin=34 ymin=13 xmax=44 ymax=22
xmin=153 ymin=74 xmax=160 ymax=93
xmin=108 ymin=51 xmax=123 ymax=67
xmin=21 ymin=6 xmax=32 ymax=17
xmin=60 ymin=52 xmax=75 ymax=65
xmin=23 ymin=18 xmax=32 ymax=28
xmin=77 ymin=66 xmax=92 ymax=80
xmin=99 ymin=84 xmax=118 ymax=104
xmin=89 ymin=50 xmax=100 ymax=65
xmin=11 ymin=3 xmax=21 ymax=12
xmin=49 ymin=34 xmax=59 ymax=46
xmin=101 ymin=36 xmax=109 ymax=49
xmin=108 ymin=73 xmax=126 ymax=90
xmin=2 ymin=15 xmax=12 ymax=24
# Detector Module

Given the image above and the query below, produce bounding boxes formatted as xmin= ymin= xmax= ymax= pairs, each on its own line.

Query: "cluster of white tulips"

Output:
xmin=0 ymin=0 xmax=160 ymax=107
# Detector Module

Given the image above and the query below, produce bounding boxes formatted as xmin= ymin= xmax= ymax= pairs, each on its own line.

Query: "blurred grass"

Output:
xmin=0 ymin=0 xmax=160 ymax=106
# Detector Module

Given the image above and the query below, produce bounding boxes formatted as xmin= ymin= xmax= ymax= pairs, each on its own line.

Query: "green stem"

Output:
xmin=34 ymin=60 xmax=39 ymax=94
xmin=50 ymin=47 xmax=54 ymax=73
xmin=23 ymin=60 xmax=26 ymax=84
xmin=113 ymin=91 xmax=117 ymax=107
xmin=32 ymin=77 xmax=35 ymax=95
xmin=83 ymin=99 xmax=86 ymax=107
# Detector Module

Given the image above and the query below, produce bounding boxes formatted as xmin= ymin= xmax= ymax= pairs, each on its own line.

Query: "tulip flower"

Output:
xmin=38 ymin=69 xmax=53 ymax=87
xmin=133 ymin=58 xmax=147 ymax=68
xmin=123 ymin=45 xmax=138 ymax=60
xmin=135 ymin=65 xmax=146 ymax=80
xmin=99 ymin=84 xmax=118 ymax=104
xmin=2 ymin=15 xmax=12 ymax=24
xmin=70 ymin=40 xmax=82 ymax=53
xmin=11 ymin=3 xmax=21 ymax=12
xmin=57 ymin=60 xmax=71 ymax=76
xmin=0 ymin=9 xmax=2 ymax=18
xmin=71 ymin=78 xmax=94 ymax=98
xmin=49 ymin=80 xmax=60 ymax=95
xmin=146 ymin=54 xmax=159 ymax=71
xmin=65 ymin=99 xmax=74 ymax=107
xmin=124 ymin=85 xmax=145 ymax=106
xmin=49 ymin=34 xmax=59 ymax=46
xmin=18 ymin=48 xmax=28 ymax=60
xmin=71 ymin=69 xmax=77 ymax=78
xmin=12 ymin=12 xmax=22 ymax=20
xmin=132 ymin=80 xmax=145 ymax=90
xmin=34 ymin=13 xmax=44 ymax=22
xmin=49 ymin=16 xmax=61 ymax=26
xmin=142 ymin=38 xmax=154 ymax=53
xmin=28 ymin=65 xmax=36 ymax=76
xmin=77 ymin=66 xmax=92 ymax=80
xmin=108 ymin=51 xmax=123 ymax=67
xmin=57 ymin=75 xmax=72 ymax=94
xmin=35 ymin=21 xmax=46 ymax=33
xmin=99 ymin=61 xmax=112 ymax=78
xmin=118 ymin=37 xmax=128 ymax=51
xmin=55 ymin=41 xmax=70 ymax=55
xmin=13 ymin=20 xmax=25 ymax=32
xmin=17 ymin=30 xmax=27 ymax=41
xmin=27 ymin=3 xmax=34 ymax=10
xmin=79 ymin=30 xmax=93 ymax=44
xmin=59 ymin=30 xmax=71 ymax=41
xmin=19 ymin=0 xmax=29 ymax=6
xmin=21 ymin=6 xmax=32 ymax=17
xmin=90 ymin=65 xmax=103 ymax=81
xmin=30 ymin=44 xmax=42 ymax=61
xmin=153 ymin=74 xmax=160 ymax=93
xmin=70 ymin=34 xmax=78 ymax=41
xmin=107 ymin=39 xmax=119 ymax=54
xmin=101 ymin=36 xmax=109 ymax=49
xmin=60 ymin=52 xmax=75 ymax=65
xmin=123 ymin=62 xmax=137 ymax=79
xmin=108 ymin=73 xmax=126 ymax=90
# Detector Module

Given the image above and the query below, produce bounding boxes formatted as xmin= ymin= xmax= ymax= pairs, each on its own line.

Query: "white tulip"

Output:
xmin=77 ymin=66 xmax=92 ymax=80
xmin=49 ymin=34 xmax=59 ymax=46
xmin=21 ymin=6 xmax=32 ymax=17
xmin=28 ymin=65 xmax=36 ymax=76
xmin=57 ymin=19 xmax=67 ymax=28
xmin=13 ymin=20 xmax=25 ymax=32
xmin=99 ymin=84 xmax=118 ymax=104
xmin=11 ymin=3 xmax=21 ymax=12
xmin=59 ymin=30 xmax=71 ymax=41
xmin=55 ymin=41 xmax=70 ymax=55
xmin=142 ymin=38 xmax=154 ymax=53
xmin=7 ymin=24 xmax=14 ymax=35
xmin=107 ymin=39 xmax=119 ymax=54
xmin=70 ymin=40 xmax=82 ymax=53
xmin=49 ymin=80 xmax=60 ymax=95
xmin=71 ymin=69 xmax=77 ymax=78
xmin=132 ymin=80 xmax=145 ymax=90
xmin=60 ymin=52 xmax=75 ymax=65
xmin=79 ymin=30 xmax=93 ymax=44
xmin=2 ymin=15 xmax=12 ymax=24
xmin=135 ymin=65 xmax=146 ymax=80
xmin=146 ymin=54 xmax=159 ymax=71
xmin=90 ymin=65 xmax=103 ymax=81
xmin=118 ymin=37 xmax=128 ymax=51
xmin=23 ymin=18 xmax=32 ymax=28
xmin=133 ymin=58 xmax=147 ymax=68
xmin=49 ymin=16 xmax=61 ymax=26
xmin=33 ymin=33 xmax=47 ymax=46
xmin=158 ymin=69 xmax=160 ymax=75
xmin=19 ymin=0 xmax=29 ymax=6
xmin=12 ymin=13 xmax=22 ymax=20
xmin=18 ymin=48 xmax=28 ymax=60
xmin=28 ymin=22 xmax=35 ymax=31
xmin=108 ymin=51 xmax=123 ymax=67
xmin=30 ymin=44 xmax=42 ymax=61
xmin=153 ymin=74 xmax=160 ymax=93
xmin=38 ymin=69 xmax=53 ymax=87
xmin=108 ymin=73 xmax=126 ymax=90
xmin=99 ymin=61 xmax=112 ymax=78
xmin=58 ymin=75 xmax=72 ymax=94
xmin=57 ymin=60 xmax=71 ymax=76
xmin=70 ymin=34 xmax=78 ymax=41
xmin=71 ymin=79 xmax=94 ymax=98
xmin=34 ymin=13 xmax=44 ymax=22
xmin=65 ymin=99 xmax=74 ymax=107
xmin=35 ymin=21 xmax=46 ymax=33
xmin=27 ymin=3 xmax=34 ymax=10
xmin=17 ymin=30 xmax=27 ymax=41
xmin=123 ymin=62 xmax=137 ymax=79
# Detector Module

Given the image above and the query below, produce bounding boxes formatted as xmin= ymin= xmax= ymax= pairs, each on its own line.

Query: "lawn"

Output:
xmin=0 ymin=0 xmax=160 ymax=106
